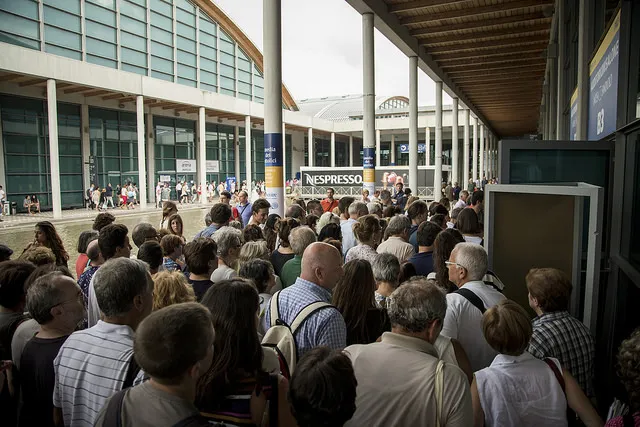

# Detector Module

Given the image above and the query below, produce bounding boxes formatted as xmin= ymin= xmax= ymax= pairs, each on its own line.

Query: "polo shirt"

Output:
xmin=441 ymin=280 xmax=506 ymax=372
xmin=262 ymin=278 xmax=346 ymax=357
xmin=376 ymin=236 xmax=415 ymax=263
xmin=340 ymin=218 xmax=358 ymax=257
xmin=345 ymin=332 xmax=472 ymax=427
xmin=280 ymin=255 xmax=302 ymax=288
xmin=320 ymin=198 xmax=338 ymax=213
xmin=53 ymin=321 xmax=135 ymax=427
xmin=408 ymin=251 xmax=434 ymax=277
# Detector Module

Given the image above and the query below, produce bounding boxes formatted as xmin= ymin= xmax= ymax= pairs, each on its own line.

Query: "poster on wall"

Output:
xmin=206 ymin=160 xmax=220 ymax=173
xmin=176 ymin=159 xmax=196 ymax=173
xmin=588 ymin=9 xmax=620 ymax=140
xmin=570 ymin=88 xmax=579 ymax=141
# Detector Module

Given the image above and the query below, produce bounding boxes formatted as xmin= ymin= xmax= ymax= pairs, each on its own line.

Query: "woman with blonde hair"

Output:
xmin=152 ymin=270 xmax=195 ymax=310
xmin=316 ymin=211 xmax=340 ymax=234
xmin=238 ymin=240 xmax=270 ymax=266
xmin=345 ymin=214 xmax=382 ymax=264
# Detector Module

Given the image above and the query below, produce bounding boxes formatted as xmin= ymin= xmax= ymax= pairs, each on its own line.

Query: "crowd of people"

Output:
xmin=0 ymin=184 xmax=638 ymax=427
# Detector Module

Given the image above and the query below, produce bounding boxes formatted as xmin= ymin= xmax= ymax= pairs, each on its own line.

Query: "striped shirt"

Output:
xmin=53 ymin=321 xmax=135 ymax=427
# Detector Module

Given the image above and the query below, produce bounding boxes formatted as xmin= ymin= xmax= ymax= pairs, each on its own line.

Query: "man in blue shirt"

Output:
xmin=393 ymin=182 xmax=408 ymax=211
xmin=407 ymin=200 xmax=429 ymax=253
xmin=193 ymin=204 xmax=231 ymax=239
xmin=236 ymin=190 xmax=252 ymax=227
xmin=408 ymin=221 xmax=442 ymax=277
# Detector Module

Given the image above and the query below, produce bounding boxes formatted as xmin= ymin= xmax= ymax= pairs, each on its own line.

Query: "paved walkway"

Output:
xmin=0 ymin=202 xmax=210 ymax=231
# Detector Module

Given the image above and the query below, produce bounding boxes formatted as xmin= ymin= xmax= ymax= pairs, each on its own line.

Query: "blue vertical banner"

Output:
xmin=363 ymin=147 xmax=375 ymax=194
xmin=264 ymin=133 xmax=283 ymax=211
xmin=570 ymin=88 xmax=578 ymax=141
xmin=588 ymin=9 xmax=620 ymax=140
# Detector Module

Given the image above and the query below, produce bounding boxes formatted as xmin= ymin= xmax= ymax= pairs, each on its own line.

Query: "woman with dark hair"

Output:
xmin=263 ymin=214 xmax=281 ymax=253
xmin=432 ymin=228 xmax=465 ymax=293
xmin=332 ymin=260 xmax=390 ymax=345
xmin=606 ymin=328 xmax=640 ymax=426
xmin=304 ymin=214 xmax=319 ymax=234
xmin=22 ymin=221 xmax=69 ymax=267
xmin=197 ymin=279 xmax=296 ymax=426
xmin=270 ymin=218 xmax=300 ymax=277
xmin=243 ymin=224 xmax=265 ymax=243
xmin=159 ymin=201 xmax=178 ymax=230
xmin=75 ymin=230 xmax=98 ymax=278
xmin=30 ymin=194 xmax=40 ymax=214
xmin=318 ymin=223 xmax=342 ymax=242
xmin=92 ymin=212 xmax=115 ymax=231
xmin=167 ymin=213 xmax=186 ymax=242
xmin=456 ymin=208 xmax=483 ymax=244
xmin=382 ymin=205 xmax=401 ymax=218
xmin=398 ymin=261 xmax=417 ymax=284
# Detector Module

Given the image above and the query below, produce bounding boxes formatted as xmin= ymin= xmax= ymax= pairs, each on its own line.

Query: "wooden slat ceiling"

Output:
xmin=385 ymin=0 xmax=554 ymax=137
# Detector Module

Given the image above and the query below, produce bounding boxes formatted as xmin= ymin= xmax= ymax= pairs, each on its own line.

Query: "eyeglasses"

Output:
xmin=445 ymin=261 xmax=467 ymax=270
xmin=47 ymin=291 xmax=84 ymax=312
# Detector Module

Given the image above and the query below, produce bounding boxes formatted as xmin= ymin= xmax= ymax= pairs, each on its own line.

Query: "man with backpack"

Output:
xmin=262 ymin=242 xmax=347 ymax=373
xmin=94 ymin=303 xmax=214 ymax=427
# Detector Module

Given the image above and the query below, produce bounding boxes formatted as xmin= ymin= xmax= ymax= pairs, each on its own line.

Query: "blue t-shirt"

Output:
xmin=408 ymin=251 xmax=434 ymax=277
xmin=408 ymin=224 xmax=419 ymax=253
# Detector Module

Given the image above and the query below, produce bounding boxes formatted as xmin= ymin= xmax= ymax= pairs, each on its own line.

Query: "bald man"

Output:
xmin=262 ymin=242 xmax=347 ymax=357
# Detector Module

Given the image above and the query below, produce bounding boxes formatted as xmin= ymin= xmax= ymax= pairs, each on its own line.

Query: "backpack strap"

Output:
xmin=269 ymin=373 xmax=279 ymax=427
xmin=544 ymin=357 xmax=565 ymax=392
xmin=122 ymin=354 xmax=140 ymax=389
xmin=269 ymin=291 xmax=282 ymax=328
xmin=103 ymin=389 xmax=128 ymax=427
xmin=434 ymin=360 xmax=444 ymax=427
xmin=290 ymin=301 xmax=333 ymax=335
xmin=454 ymin=288 xmax=486 ymax=314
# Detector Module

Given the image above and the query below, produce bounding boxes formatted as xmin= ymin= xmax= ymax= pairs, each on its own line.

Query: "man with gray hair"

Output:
xmin=443 ymin=242 xmax=505 ymax=371
xmin=286 ymin=203 xmax=306 ymax=222
xmin=53 ymin=258 xmax=154 ymax=427
xmin=280 ymin=226 xmax=317 ymax=288
xmin=345 ymin=281 xmax=472 ymax=426
xmin=341 ymin=201 xmax=369 ymax=257
xmin=376 ymin=215 xmax=415 ymax=263
xmin=366 ymin=202 xmax=382 ymax=218
xmin=371 ymin=252 xmax=400 ymax=308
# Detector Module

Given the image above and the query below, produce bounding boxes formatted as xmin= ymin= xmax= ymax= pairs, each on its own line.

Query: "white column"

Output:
xmin=426 ymin=127 xmax=431 ymax=165
xmin=307 ymin=127 xmax=313 ymax=167
xmin=576 ymin=0 xmax=591 ymax=140
xmin=409 ymin=56 xmax=418 ymax=192
xmin=47 ymin=80 xmax=62 ymax=219
xmin=0 ymin=117 xmax=5 ymax=198
xmin=434 ymin=81 xmax=443 ymax=199
xmin=146 ymin=112 xmax=155 ymax=204
xmin=198 ymin=107 xmax=206 ymax=205
xmin=549 ymin=55 xmax=558 ymax=140
xmin=349 ymin=134 xmax=354 ymax=167
xmin=390 ymin=134 xmax=396 ymax=165
xmin=362 ymin=12 xmax=376 ymax=195
xmin=472 ymin=116 xmax=478 ymax=183
xmin=479 ymin=123 xmax=485 ymax=181
xmin=451 ymin=98 xmax=459 ymax=186
xmin=463 ymin=109 xmax=470 ymax=190
xmin=330 ymin=132 xmax=336 ymax=167
xmin=245 ymin=116 xmax=252 ymax=186
xmin=234 ymin=125 xmax=240 ymax=183
xmin=81 ymin=104 xmax=90 ymax=193
xmin=136 ymin=96 xmax=147 ymax=208
xmin=282 ymin=122 xmax=287 ymax=181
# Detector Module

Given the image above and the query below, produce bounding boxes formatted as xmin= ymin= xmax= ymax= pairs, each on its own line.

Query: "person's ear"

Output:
xmin=133 ymin=294 xmax=144 ymax=312
xmin=50 ymin=305 xmax=64 ymax=319
xmin=427 ymin=319 xmax=442 ymax=343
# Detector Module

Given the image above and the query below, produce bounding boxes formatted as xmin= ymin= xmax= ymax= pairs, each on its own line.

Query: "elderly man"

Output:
xmin=54 ymin=258 xmax=153 ymax=427
xmin=341 ymin=201 xmax=369 ymax=257
xmin=263 ymin=242 xmax=346 ymax=356
xmin=345 ymin=281 xmax=472 ymax=427
xmin=372 ymin=253 xmax=400 ymax=308
xmin=131 ymin=223 xmax=159 ymax=248
xmin=376 ymin=215 xmax=415 ymax=263
xmin=366 ymin=202 xmax=382 ymax=218
xmin=286 ymin=204 xmax=306 ymax=222
xmin=281 ymin=226 xmax=317 ymax=288
xmin=442 ymin=242 xmax=505 ymax=371
xmin=454 ymin=190 xmax=469 ymax=210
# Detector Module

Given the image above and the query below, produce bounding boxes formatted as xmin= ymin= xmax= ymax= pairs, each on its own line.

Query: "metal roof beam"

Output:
xmin=388 ymin=0 xmax=468 ymax=13
xmin=433 ymin=43 xmax=547 ymax=61
xmin=428 ymin=34 xmax=550 ymax=54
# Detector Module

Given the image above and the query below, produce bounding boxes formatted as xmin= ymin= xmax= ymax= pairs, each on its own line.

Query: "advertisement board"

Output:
xmin=300 ymin=167 xmax=434 ymax=188
xmin=176 ymin=159 xmax=196 ymax=173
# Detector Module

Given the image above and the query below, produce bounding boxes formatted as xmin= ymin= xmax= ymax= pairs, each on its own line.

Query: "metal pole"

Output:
xmin=136 ymin=96 xmax=147 ymax=208
xmin=576 ymin=0 xmax=590 ymax=140
xmin=263 ymin=0 xmax=284 ymax=215
xmin=47 ymin=79 xmax=62 ymax=219
xmin=479 ymin=123 xmax=485 ymax=181
xmin=362 ymin=12 xmax=376 ymax=195
xmin=408 ymin=56 xmax=418 ymax=192
xmin=463 ymin=109 xmax=470 ymax=190
xmin=198 ymin=107 xmax=206 ymax=205
xmin=434 ymin=81 xmax=443 ymax=199
xmin=556 ymin=0 xmax=566 ymax=139
xmin=451 ymin=97 xmax=459 ymax=187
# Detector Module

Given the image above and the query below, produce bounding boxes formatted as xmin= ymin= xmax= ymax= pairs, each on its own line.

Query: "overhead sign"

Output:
xmin=588 ymin=9 xmax=620 ymax=140
xmin=301 ymin=168 xmax=434 ymax=188
xmin=206 ymin=160 xmax=219 ymax=173
xmin=159 ymin=175 xmax=171 ymax=182
xmin=176 ymin=159 xmax=196 ymax=173
xmin=398 ymin=143 xmax=426 ymax=153
xmin=570 ymin=88 xmax=578 ymax=141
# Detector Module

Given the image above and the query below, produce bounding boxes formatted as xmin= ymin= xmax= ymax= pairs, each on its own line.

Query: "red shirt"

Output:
xmin=75 ymin=253 xmax=89 ymax=278
xmin=320 ymin=198 xmax=339 ymax=213
xmin=229 ymin=206 xmax=240 ymax=223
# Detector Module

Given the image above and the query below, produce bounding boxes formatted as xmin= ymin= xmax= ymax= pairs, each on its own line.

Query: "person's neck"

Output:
xmin=534 ymin=307 xmax=544 ymax=316
xmin=37 ymin=321 xmax=74 ymax=339
xmin=149 ymin=378 xmax=195 ymax=402
xmin=102 ymin=315 xmax=139 ymax=331
xmin=376 ymin=281 xmax=395 ymax=297
xmin=418 ymin=245 xmax=433 ymax=253
xmin=390 ymin=327 xmax=432 ymax=343
xmin=299 ymin=274 xmax=324 ymax=288
xmin=279 ymin=246 xmax=294 ymax=254
xmin=456 ymin=278 xmax=478 ymax=288
xmin=189 ymin=273 xmax=210 ymax=281
xmin=349 ymin=214 xmax=358 ymax=220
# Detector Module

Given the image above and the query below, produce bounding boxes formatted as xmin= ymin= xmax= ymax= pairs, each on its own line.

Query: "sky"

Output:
xmin=214 ymin=0 xmax=449 ymax=107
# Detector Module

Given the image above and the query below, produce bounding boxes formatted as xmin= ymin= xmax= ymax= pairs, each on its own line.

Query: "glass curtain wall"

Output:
xmin=154 ymin=117 xmax=195 ymax=199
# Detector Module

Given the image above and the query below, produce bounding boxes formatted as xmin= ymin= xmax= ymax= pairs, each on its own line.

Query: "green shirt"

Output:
xmin=280 ymin=255 xmax=302 ymax=288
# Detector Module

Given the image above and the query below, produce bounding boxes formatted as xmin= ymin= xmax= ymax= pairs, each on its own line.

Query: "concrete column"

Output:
xmin=434 ymin=81 xmax=443 ymax=198
xmin=245 ymin=116 xmax=252 ymax=186
xmin=390 ymin=134 xmax=396 ymax=165
xmin=472 ymin=116 xmax=478 ymax=183
xmin=0 ymin=116 xmax=5 ymax=200
xmin=576 ymin=0 xmax=591 ymax=140
xmin=81 ymin=104 xmax=90 ymax=193
xmin=408 ymin=55 xmax=418 ymax=191
xmin=556 ymin=0 xmax=566 ymax=139
xmin=47 ymin=80 xmax=62 ymax=219
xmin=463 ymin=109 xmax=470 ymax=190
xmin=479 ymin=123 xmax=485 ymax=181
xmin=307 ymin=127 xmax=313 ymax=167
xmin=263 ymin=0 xmax=284 ymax=215
xmin=283 ymin=122 xmax=287 ymax=181
xmin=330 ymin=132 xmax=336 ymax=167
xmin=349 ymin=134 xmax=354 ymax=167
xmin=451 ymin=98 xmax=459 ymax=186
xmin=136 ymin=96 xmax=147 ymax=208
xmin=234 ymin=125 xmax=241 ymax=184
xmin=198 ymin=107 xmax=206 ymax=205
xmin=146 ymin=112 xmax=155 ymax=204
xmin=426 ymin=127 xmax=431 ymax=165
xmin=362 ymin=12 xmax=376 ymax=195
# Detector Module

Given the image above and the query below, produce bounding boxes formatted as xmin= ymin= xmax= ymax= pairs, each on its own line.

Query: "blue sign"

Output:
xmin=264 ymin=133 xmax=283 ymax=167
xmin=570 ymin=89 xmax=578 ymax=141
xmin=588 ymin=10 xmax=620 ymax=140
xmin=363 ymin=147 xmax=375 ymax=169
xmin=399 ymin=143 xmax=426 ymax=153
xmin=225 ymin=176 xmax=236 ymax=192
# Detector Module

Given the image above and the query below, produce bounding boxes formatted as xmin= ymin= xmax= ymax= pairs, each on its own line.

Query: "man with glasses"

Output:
xmin=442 ymin=242 xmax=505 ymax=372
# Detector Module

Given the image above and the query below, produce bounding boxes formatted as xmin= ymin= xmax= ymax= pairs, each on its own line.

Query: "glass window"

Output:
xmin=2 ymin=0 xmax=39 ymax=19
xmin=177 ymin=64 xmax=196 ymax=80
xmin=43 ymin=6 xmax=81 ymax=31
xmin=199 ymin=14 xmax=216 ymax=36
xmin=201 ymin=70 xmax=216 ymax=85
xmin=200 ymin=44 xmax=216 ymax=60
xmin=43 ymin=0 xmax=80 ymax=15
xmin=0 ymin=11 xmax=40 ymax=41
xmin=150 ymin=0 xmax=172 ymax=17
xmin=201 ymin=83 xmax=216 ymax=92
xmin=151 ymin=56 xmax=173 ymax=74
xmin=121 ymin=47 xmax=147 ymax=67
xmin=199 ymin=32 xmax=216 ymax=49
xmin=177 ymin=36 xmax=196 ymax=53
xmin=150 ymin=27 xmax=173 ymax=46
xmin=200 ymin=57 xmax=217 ymax=73
xmin=177 ymin=22 xmax=196 ymax=39
xmin=85 ymin=20 xmax=116 ymax=43
xmin=220 ymin=76 xmax=235 ymax=92
xmin=120 ymin=15 xmax=146 ymax=36
xmin=220 ymin=64 xmax=235 ymax=78
xmin=86 ymin=38 xmax=117 ymax=60
xmin=45 ymin=44 xmax=82 ymax=60
xmin=177 ymin=50 xmax=196 ymax=66
xmin=0 ymin=33 xmax=40 ymax=50
xmin=122 ymin=63 xmax=147 ymax=75
xmin=176 ymin=0 xmax=195 ymax=13
xmin=220 ymin=51 xmax=234 ymax=66
xmin=121 ymin=31 xmax=146 ymax=52
xmin=44 ymin=26 xmax=81 ymax=50
xmin=85 ymin=3 xmax=116 ymax=26
xmin=151 ymin=71 xmax=173 ymax=82
xmin=238 ymin=70 xmax=251 ymax=84
xmin=238 ymin=81 xmax=251 ymax=95
xmin=150 ymin=11 xmax=172 ymax=29
xmin=151 ymin=41 xmax=174 ymax=59
xmin=176 ymin=8 xmax=195 ymax=26
xmin=120 ymin=0 xmax=146 ymax=21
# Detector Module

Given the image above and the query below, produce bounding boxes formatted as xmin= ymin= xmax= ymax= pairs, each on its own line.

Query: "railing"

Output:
xmin=297 ymin=186 xmax=436 ymax=200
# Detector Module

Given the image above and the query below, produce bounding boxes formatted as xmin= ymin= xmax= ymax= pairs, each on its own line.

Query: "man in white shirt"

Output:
xmin=376 ymin=215 xmax=415 ymax=263
xmin=454 ymin=190 xmax=469 ymax=210
xmin=340 ymin=201 xmax=369 ymax=257
xmin=442 ymin=242 xmax=505 ymax=372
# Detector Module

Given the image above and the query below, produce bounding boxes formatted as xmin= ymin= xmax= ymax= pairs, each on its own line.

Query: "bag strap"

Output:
xmin=269 ymin=373 xmax=279 ymax=427
xmin=454 ymin=288 xmax=486 ymax=314
xmin=122 ymin=354 xmax=140 ymax=389
xmin=290 ymin=302 xmax=333 ymax=335
xmin=434 ymin=360 xmax=444 ymax=427
xmin=544 ymin=357 xmax=566 ymax=393
xmin=103 ymin=388 xmax=128 ymax=427
xmin=269 ymin=291 xmax=282 ymax=328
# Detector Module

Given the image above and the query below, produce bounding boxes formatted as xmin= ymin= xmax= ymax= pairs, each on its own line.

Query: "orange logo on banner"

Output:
xmin=363 ymin=169 xmax=375 ymax=183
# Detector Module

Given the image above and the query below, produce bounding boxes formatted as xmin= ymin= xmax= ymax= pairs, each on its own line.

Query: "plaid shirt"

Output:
xmin=262 ymin=277 xmax=346 ymax=357
xmin=528 ymin=310 xmax=595 ymax=397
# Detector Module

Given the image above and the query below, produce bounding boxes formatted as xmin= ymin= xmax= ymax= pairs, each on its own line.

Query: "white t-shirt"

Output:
xmin=0 ymin=189 xmax=5 ymax=201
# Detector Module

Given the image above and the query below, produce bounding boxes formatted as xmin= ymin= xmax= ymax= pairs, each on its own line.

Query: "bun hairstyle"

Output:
xmin=275 ymin=218 xmax=300 ymax=248
xmin=352 ymin=214 xmax=382 ymax=244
